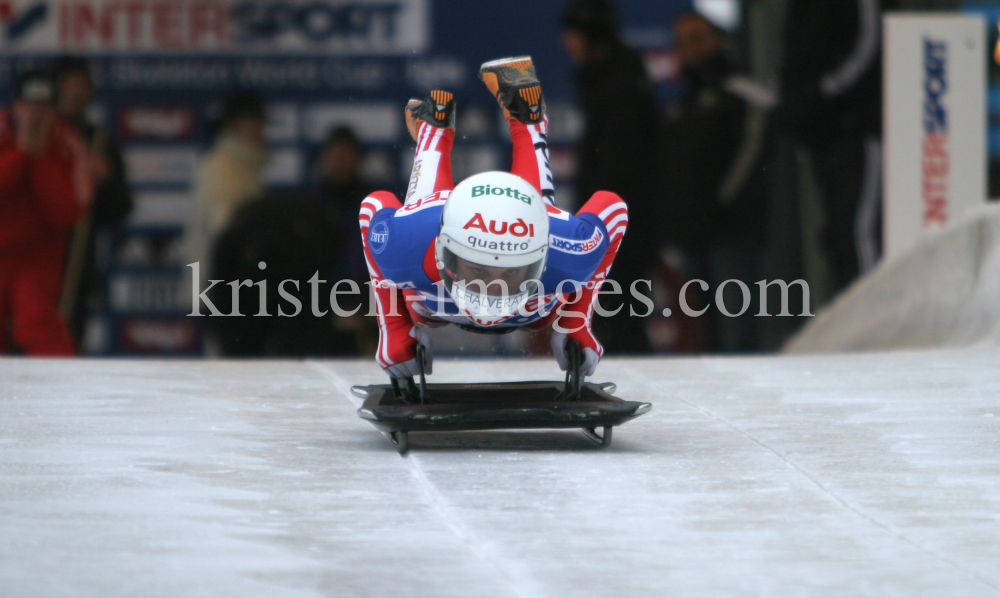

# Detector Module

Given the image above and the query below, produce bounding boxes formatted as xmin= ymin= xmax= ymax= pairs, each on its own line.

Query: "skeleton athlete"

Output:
xmin=359 ymin=57 xmax=629 ymax=380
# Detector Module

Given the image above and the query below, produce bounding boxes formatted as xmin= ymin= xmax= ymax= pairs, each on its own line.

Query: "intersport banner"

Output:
xmin=1 ymin=0 xmax=429 ymax=54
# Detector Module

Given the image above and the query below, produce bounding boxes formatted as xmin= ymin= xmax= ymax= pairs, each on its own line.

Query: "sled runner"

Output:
xmin=352 ymin=343 xmax=652 ymax=454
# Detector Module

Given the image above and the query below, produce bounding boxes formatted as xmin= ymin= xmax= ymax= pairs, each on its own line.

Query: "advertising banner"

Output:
xmin=883 ymin=14 xmax=987 ymax=261
xmin=1 ymin=0 xmax=429 ymax=54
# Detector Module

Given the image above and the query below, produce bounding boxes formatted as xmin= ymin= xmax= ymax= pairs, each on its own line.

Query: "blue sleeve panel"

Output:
xmin=367 ymin=204 xmax=443 ymax=289
xmin=540 ymin=211 xmax=609 ymax=292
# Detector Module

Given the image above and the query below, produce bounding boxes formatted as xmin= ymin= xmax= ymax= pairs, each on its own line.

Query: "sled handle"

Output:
xmin=416 ymin=344 xmax=428 ymax=404
xmin=389 ymin=345 xmax=428 ymax=405
xmin=390 ymin=376 xmax=422 ymax=404
xmin=564 ymin=339 xmax=584 ymax=401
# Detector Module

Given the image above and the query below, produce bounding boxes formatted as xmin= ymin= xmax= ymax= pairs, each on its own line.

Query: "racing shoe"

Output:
xmin=405 ymin=90 xmax=456 ymax=141
xmin=479 ymin=56 xmax=545 ymax=124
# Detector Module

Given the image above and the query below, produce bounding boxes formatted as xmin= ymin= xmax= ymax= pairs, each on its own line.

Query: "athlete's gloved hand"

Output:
xmin=386 ymin=326 xmax=434 ymax=379
xmin=550 ymin=330 xmax=600 ymax=378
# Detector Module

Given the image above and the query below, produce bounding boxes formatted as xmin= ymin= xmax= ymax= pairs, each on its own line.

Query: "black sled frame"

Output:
xmin=352 ymin=342 xmax=652 ymax=454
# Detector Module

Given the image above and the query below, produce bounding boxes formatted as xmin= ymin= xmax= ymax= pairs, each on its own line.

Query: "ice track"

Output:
xmin=1 ymin=351 xmax=999 ymax=597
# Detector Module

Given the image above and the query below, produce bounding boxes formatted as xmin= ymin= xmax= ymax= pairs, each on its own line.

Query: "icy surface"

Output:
xmin=1 ymin=351 xmax=999 ymax=597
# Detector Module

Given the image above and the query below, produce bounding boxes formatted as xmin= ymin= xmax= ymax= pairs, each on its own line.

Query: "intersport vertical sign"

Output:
xmin=0 ymin=0 xmax=428 ymax=54
xmin=883 ymin=14 xmax=985 ymax=261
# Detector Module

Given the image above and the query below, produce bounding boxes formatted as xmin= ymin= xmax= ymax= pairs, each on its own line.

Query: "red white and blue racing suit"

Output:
xmin=359 ymin=118 xmax=628 ymax=371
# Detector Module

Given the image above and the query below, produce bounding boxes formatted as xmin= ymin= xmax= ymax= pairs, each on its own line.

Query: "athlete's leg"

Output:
xmin=509 ymin=119 xmax=554 ymax=205
xmin=479 ymin=57 xmax=554 ymax=205
xmin=405 ymin=122 xmax=455 ymax=204
xmin=403 ymin=91 xmax=456 ymax=205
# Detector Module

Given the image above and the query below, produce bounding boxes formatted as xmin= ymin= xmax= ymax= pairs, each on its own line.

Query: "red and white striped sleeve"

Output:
xmin=552 ymin=191 xmax=629 ymax=356
xmin=359 ymin=191 xmax=418 ymax=370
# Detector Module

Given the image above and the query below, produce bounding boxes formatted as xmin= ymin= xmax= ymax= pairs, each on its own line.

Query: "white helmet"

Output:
xmin=435 ymin=171 xmax=549 ymax=327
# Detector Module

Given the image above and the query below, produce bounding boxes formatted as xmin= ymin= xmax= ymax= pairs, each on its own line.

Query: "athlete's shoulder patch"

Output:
xmin=368 ymin=220 xmax=390 ymax=254
xmin=549 ymin=227 xmax=604 ymax=255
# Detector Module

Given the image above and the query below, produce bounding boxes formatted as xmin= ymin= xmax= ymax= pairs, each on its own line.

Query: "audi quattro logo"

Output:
xmin=462 ymin=213 xmax=535 ymax=237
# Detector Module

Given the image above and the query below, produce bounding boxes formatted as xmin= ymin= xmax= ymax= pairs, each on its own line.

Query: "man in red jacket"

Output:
xmin=0 ymin=70 xmax=93 ymax=355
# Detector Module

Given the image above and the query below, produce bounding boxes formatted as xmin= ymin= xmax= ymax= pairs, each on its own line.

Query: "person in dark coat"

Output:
xmin=778 ymin=0 xmax=902 ymax=292
xmin=663 ymin=11 xmax=769 ymax=352
xmin=52 ymin=56 xmax=133 ymax=347
xmin=208 ymin=191 xmax=358 ymax=357
xmin=315 ymin=126 xmax=376 ymax=286
xmin=313 ymin=126 xmax=379 ymax=356
xmin=561 ymin=0 xmax=660 ymax=354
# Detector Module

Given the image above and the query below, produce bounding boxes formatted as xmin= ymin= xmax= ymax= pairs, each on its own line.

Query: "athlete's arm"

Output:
xmin=360 ymin=192 xmax=424 ymax=376
xmin=546 ymin=191 xmax=629 ymax=375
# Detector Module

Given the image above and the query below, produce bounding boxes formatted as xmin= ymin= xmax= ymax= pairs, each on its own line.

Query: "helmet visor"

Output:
xmin=439 ymin=246 xmax=545 ymax=321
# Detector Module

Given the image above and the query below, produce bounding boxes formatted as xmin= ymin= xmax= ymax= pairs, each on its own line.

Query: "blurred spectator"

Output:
xmin=0 ymin=70 xmax=92 ymax=355
xmin=314 ymin=126 xmax=378 ymax=356
xmin=52 ymin=56 xmax=133 ymax=347
xmin=208 ymin=192 xmax=357 ymax=357
xmin=778 ymin=0 xmax=901 ymax=293
xmin=184 ymin=88 xmax=268 ymax=291
xmin=662 ymin=11 xmax=769 ymax=351
xmin=561 ymin=0 xmax=659 ymax=355
xmin=316 ymin=127 xmax=370 ymax=212
xmin=315 ymin=126 xmax=374 ymax=282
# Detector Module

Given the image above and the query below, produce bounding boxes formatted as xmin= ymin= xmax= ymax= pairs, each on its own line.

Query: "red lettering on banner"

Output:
xmin=190 ymin=3 xmax=228 ymax=46
xmin=924 ymin=196 xmax=948 ymax=223
xmin=152 ymin=2 xmax=183 ymax=48
xmin=63 ymin=3 xmax=115 ymax=47
xmin=124 ymin=2 xmax=144 ymax=46
xmin=921 ymin=133 xmax=950 ymax=225
xmin=59 ymin=1 xmax=230 ymax=50
xmin=923 ymin=134 xmax=948 ymax=159
xmin=59 ymin=4 xmax=68 ymax=43
xmin=65 ymin=4 xmax=103 ymax=47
